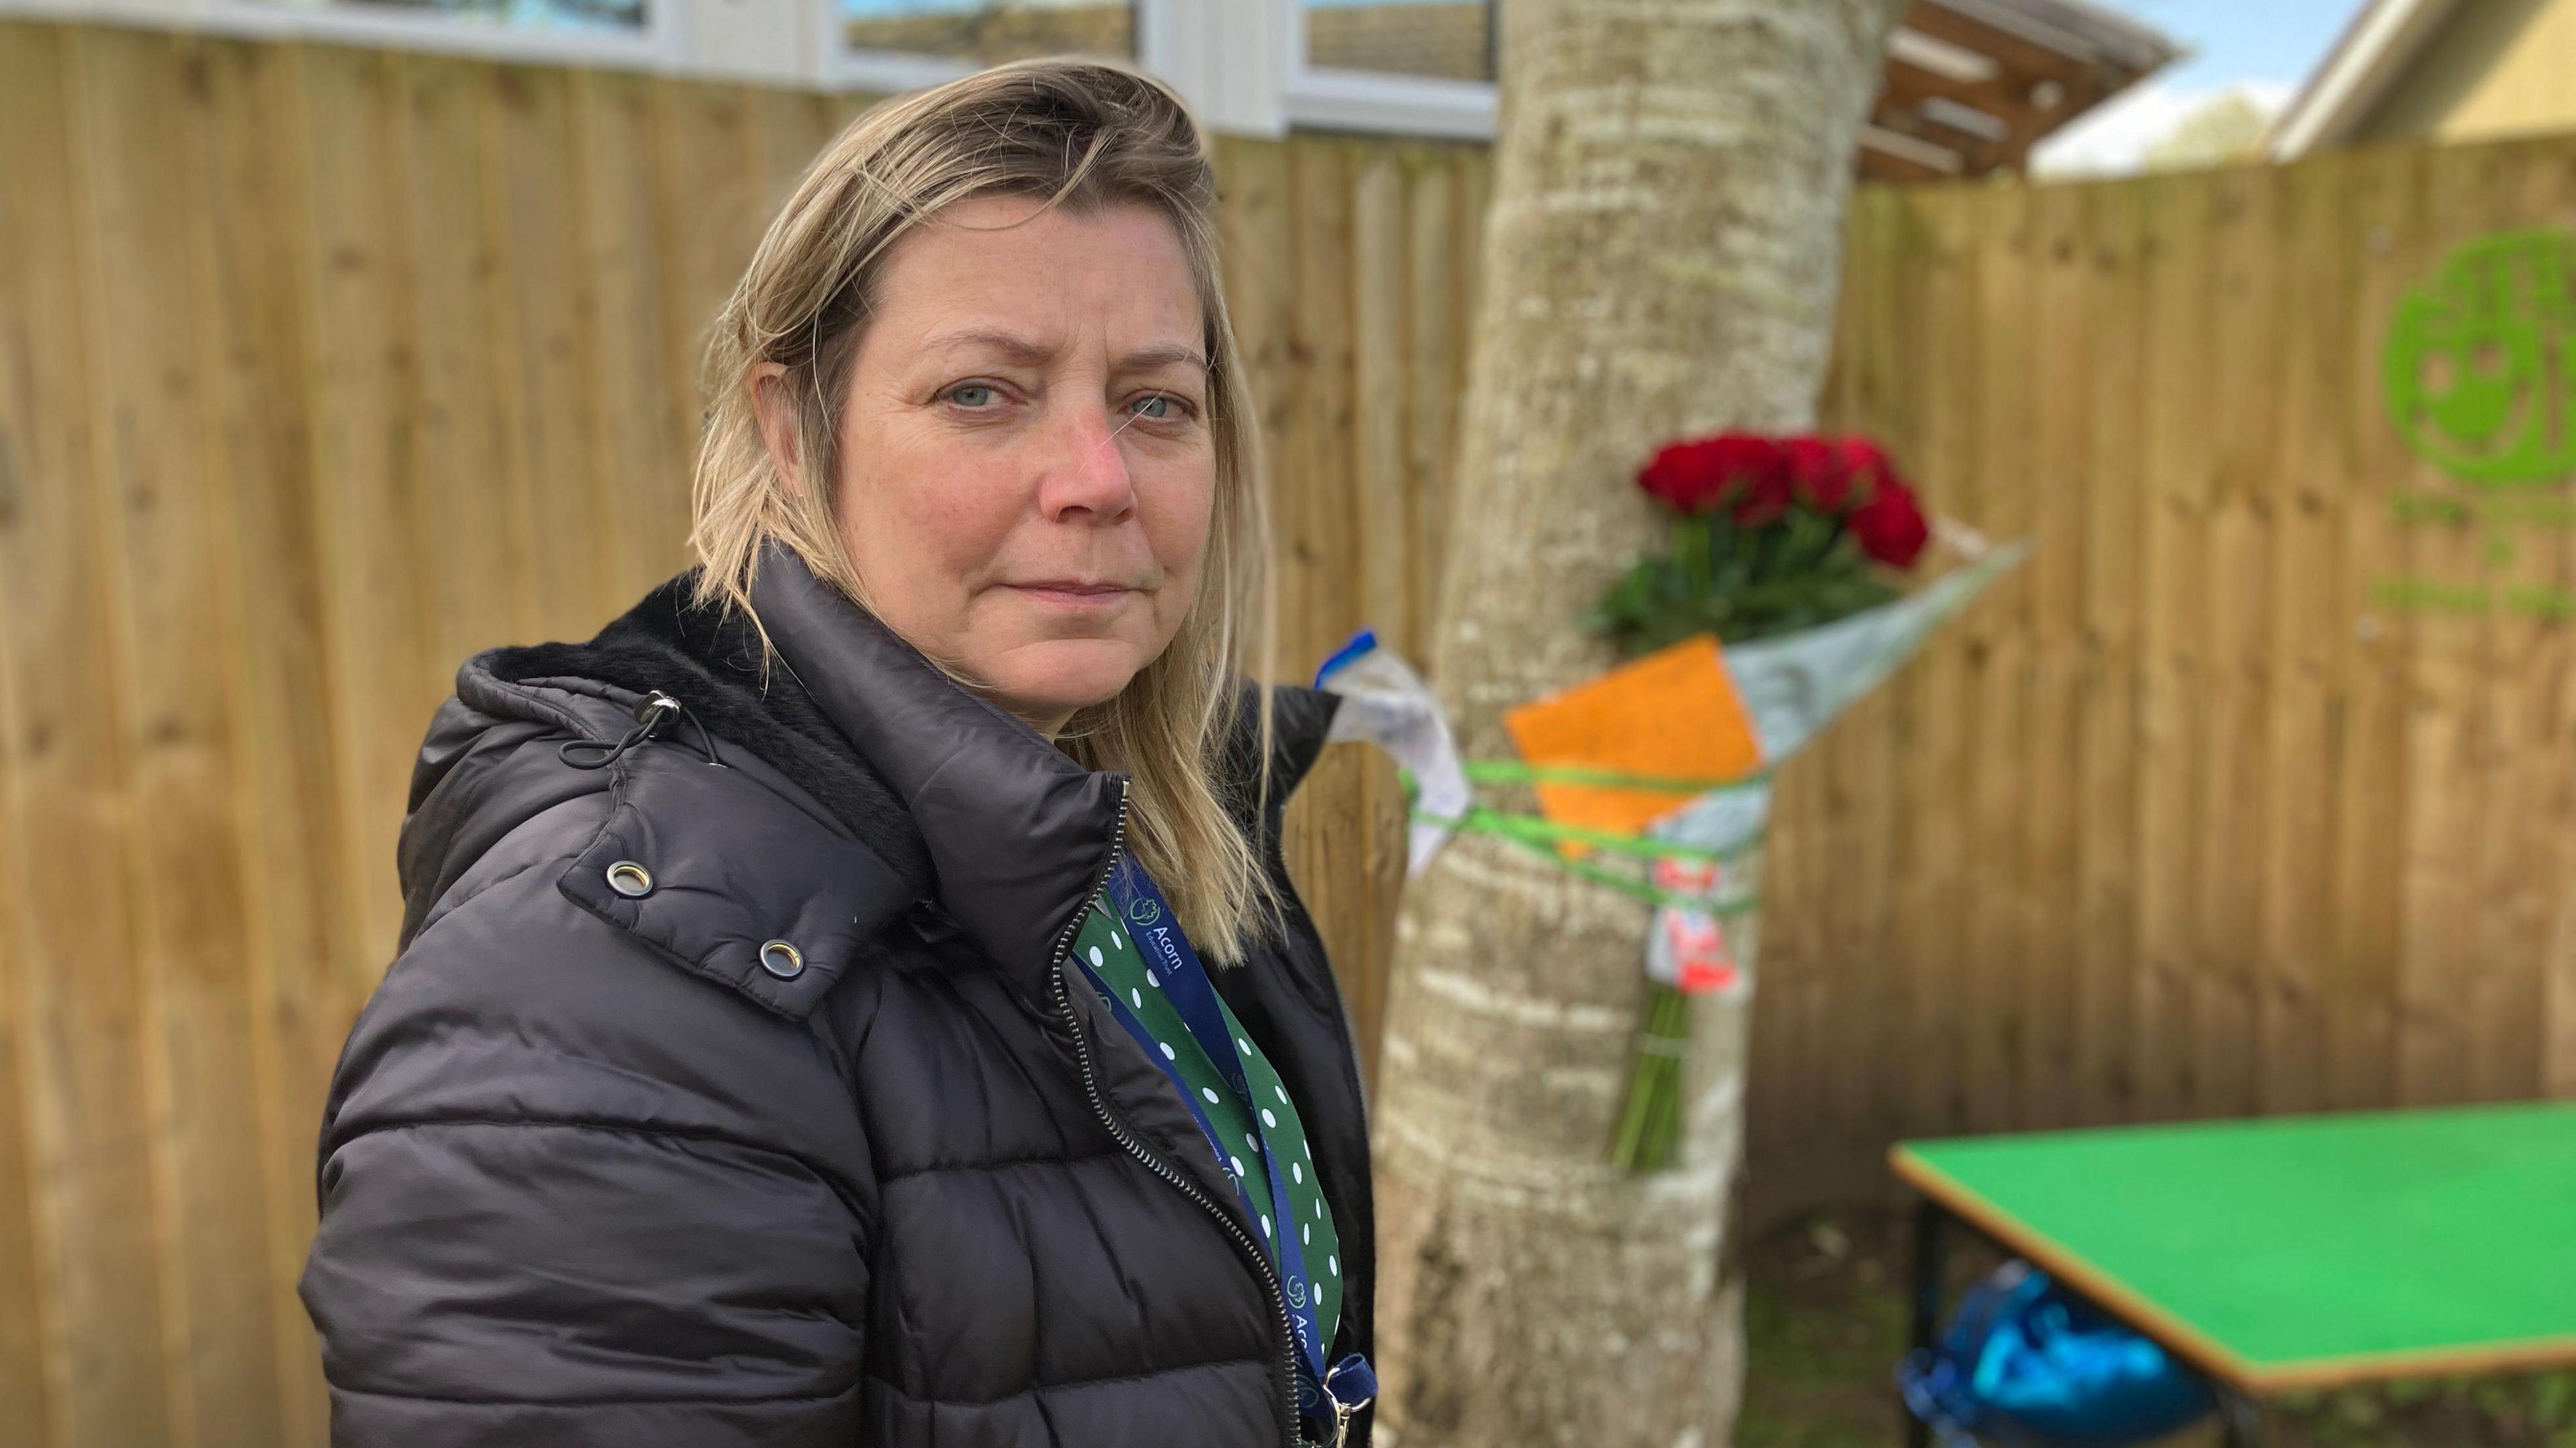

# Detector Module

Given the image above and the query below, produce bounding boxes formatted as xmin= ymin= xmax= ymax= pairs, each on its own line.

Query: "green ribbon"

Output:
xmin=1460 ymin=759 xmax=1772 ymax=797
xmin=1403 ymin=760 xmax=1767 ymax=913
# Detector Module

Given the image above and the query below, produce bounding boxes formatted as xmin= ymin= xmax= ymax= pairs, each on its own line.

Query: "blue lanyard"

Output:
xmin=1090 ymin=857 xmax=1375 ymax=1433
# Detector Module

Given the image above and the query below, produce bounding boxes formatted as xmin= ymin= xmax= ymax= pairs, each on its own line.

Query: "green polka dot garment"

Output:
xmin=1069 ymin=898 xmax=1345 ymax=1345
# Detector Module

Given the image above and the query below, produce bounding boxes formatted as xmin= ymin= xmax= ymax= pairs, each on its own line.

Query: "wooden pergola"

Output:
xmin=1863 ymin=0 xmax=2180 ymax=181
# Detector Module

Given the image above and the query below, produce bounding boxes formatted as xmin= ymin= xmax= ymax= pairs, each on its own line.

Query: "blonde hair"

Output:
xmin=688 ymin=56 xmax=1281 ymax=962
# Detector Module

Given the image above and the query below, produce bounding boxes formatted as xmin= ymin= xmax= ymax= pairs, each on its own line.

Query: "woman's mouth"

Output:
xmin=1005 ymin=580 xmax=1138 ymax=610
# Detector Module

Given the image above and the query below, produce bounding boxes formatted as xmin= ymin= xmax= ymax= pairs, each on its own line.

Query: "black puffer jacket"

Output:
xmin=299 ymin=548 xmax=1373 ymax=1448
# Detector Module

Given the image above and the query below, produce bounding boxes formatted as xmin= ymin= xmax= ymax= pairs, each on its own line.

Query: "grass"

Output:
xmin=1736 ymin=1206 xmax=2576 ymax=1448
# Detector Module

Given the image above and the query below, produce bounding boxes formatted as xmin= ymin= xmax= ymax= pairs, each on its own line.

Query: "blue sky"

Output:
xmin=2033 ymin=0 xmax=2366 ymax=173
xmin=2120 ymin=0 xmax=2362 ymax=91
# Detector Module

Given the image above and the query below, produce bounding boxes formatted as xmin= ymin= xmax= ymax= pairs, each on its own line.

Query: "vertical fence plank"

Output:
xmin=1402 ymin=151 xmax=1462 ymax=667
xmin=1284 ymin=136 xmax=1361 ymax=677
xmin=0 ymin=24 xmax=88 ymax=1448
xmin=488 ymin=62 xmax=610 ymax=641
xmin=2327 ymin=145 xmax=2423 ymax=1111
xmin=72 ymin=27 xmax=288 ymax=1445
xmin=2255 ymin=152 xmax=2354 ymax=1117
xmin=1964 ymin=180 xmax=2034 ymax=1129
xmin=649 ymin=78 xmax=763 ymax=584
xmin=0 ymin=22 xmax=174 ymax=1447
xmin=2072 ymin=177 xmax=2147 ymax=1125
xmin=0 ymin=669 xmax=58 ymax=1448
xmin=2530 ymin=150 xmax=2576 ymax=1097
xmin=1279 ymin=135 xmax=1379 ymax=1080
xmin=1213 ymin=133 xmax=1297 ymax=674
xmin=2023 ymin=178 xmax=2090 ymax=1129
xmin=195 ymin=34 xmax=341 ymax=1448
xmin=2197 ymin=162 xmax=2285 ymax=1122
xmin=405 ymin=53 xmax=531 ymax=666
xmin=2133 ymin=170 xmax=2214 ymax=1123
xmin=2205 ymin=164 xmax=2286 ymax=1120
xmin=570 ymin=68 xmax=685 ymax=611
xmin=2467 ymin=142 xmax=2576 ymax=1103
xmin=2395 ymin=143 xmax=2516 ymax=1106
xmin=1831 ymin=185 xmax=1907 ymax=1149
xmin=295 ymin=38 xmax=437 ymax=1003
xmin=1900 ymin=183 xmax=1979 ymax=1141
xmin=1758 ymin=222 xmax=1852 ymax=1162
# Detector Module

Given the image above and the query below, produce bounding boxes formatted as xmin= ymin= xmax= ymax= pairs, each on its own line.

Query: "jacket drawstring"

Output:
xmin=559 ymin=690 xmax=725 ymax=771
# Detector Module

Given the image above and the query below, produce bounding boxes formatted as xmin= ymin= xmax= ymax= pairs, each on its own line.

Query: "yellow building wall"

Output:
xmin=2356 ymin=0 xmax=2576 ymax=144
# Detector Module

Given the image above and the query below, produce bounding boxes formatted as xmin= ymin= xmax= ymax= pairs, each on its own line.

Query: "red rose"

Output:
xmin=1781 ymin=436 xmax=1851 ymax=512
xmin=1848 ymin=476 xmax=1929 ymax=568
xmin=1834 ymin=438 xmax=1896 ymax=510
xmin=1682 ymin=433 xmax=1785 ymax=524
xmin=1704 ymin=433 xmax=1782 ymax=504
xmin=1637 ymin=432 xmax=1783 ymax=517
xmin=1637 ymin=439 xmax=1730 ymax=514
xmin=1729 ymin=463 xmax=1794 ymax=526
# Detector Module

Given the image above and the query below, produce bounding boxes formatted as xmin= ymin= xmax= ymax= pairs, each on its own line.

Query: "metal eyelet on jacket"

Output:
xmin=604 ymin=861 xmax=655 ymax=899
xmin=759 ymin=940 xmax=804 ymax=979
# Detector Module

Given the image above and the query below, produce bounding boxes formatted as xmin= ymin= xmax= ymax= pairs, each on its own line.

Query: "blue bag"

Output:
xmin=1897 ymin=1260 xmax=2214 ymax=1447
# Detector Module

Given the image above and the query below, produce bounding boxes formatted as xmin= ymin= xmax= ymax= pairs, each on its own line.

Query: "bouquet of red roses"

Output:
xmin=1588 ymin=431 xmax=1931 ymax=655
xmin=1579 ymin=429 xmax=1947 ymax=1170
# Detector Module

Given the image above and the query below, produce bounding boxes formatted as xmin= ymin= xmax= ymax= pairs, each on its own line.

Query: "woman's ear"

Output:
xmin=749 ymin=362 xmax=806 ymax=500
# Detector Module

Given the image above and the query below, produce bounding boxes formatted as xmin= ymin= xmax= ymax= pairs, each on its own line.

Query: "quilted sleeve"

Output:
xmin=299 ymin=806 xmax=875 ymax=1448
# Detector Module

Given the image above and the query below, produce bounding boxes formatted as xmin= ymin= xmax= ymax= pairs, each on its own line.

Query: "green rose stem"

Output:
xmin=1613 ymin=981 xmax=1695 ymax=1170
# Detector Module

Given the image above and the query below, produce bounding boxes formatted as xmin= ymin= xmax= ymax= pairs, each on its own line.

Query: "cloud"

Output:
xmin=2030 ymin=78 xmax=2296 ymax=178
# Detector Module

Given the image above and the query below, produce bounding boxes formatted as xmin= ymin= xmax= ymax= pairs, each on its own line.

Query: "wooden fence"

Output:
xmin=1768 ymin=134 xmax=2576 ymax=1212
xmin=8 ymin=13 xmax=2576 ymax=1447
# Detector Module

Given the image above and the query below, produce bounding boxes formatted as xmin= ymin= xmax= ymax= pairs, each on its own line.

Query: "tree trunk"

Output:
xmin=1368 ymin=3 xmax=1907 ymax=1444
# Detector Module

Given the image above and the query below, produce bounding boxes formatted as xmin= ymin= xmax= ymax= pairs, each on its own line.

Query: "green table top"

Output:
xmin=1892 ymin=1102 xmax=2576 ymax=1391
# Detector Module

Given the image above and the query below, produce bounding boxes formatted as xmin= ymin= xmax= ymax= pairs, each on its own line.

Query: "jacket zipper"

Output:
xmin=1048 ymin=778 xmax=1305 ymax=1448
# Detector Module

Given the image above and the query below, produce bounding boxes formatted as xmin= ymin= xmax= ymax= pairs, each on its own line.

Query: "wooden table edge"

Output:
xmin=1888 ymin=1145 xmax=2576 ymax=1398
xmin=2242 ymin=1335 xmax=2576 ymax=1392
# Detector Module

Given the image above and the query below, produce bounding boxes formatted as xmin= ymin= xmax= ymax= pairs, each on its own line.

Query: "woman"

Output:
xmin=299 ymin=58 xmax=1374 ymax=1448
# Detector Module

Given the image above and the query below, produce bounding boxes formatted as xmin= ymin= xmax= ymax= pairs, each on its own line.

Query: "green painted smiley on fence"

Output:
xmin=2384 ymin=227 xmax=2576 ymax=486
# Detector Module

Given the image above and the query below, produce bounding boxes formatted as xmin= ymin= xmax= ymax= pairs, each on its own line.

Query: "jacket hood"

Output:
xmin=398 ymin=551 xmax=1342 ymax=1008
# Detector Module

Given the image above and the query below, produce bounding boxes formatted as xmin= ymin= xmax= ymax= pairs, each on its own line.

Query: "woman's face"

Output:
xmin=757 ymin=194 xmax=1217 ymax=735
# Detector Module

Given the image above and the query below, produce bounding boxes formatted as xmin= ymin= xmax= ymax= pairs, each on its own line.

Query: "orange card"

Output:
xmin=1503 ymin=634 xmax=1763 ymax=850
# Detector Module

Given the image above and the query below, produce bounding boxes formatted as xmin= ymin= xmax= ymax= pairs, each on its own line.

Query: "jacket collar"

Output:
xmin=748 ymin=546 xmax=1128 ymax=995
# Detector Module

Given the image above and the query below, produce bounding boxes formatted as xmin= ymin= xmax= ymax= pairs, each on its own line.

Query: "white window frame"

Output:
xmin=820 ymin=0 xmax=1499 ymax=142
xmin=176 ymin=0 xmax=678 ymax=72
xmin=823 ymin=0 xmax=1171 ymax=97
xmin=1280 ymin=0 xmax=1495 ymax=141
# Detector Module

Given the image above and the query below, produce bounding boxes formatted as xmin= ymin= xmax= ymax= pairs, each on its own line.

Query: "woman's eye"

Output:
xmin=1131 ymin=394 xmax=1192 ymax=422
xmin=946 ymin=383 xmax=1000 ymax=408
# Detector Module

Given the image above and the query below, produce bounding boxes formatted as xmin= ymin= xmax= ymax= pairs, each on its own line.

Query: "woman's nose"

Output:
xmin=1034 ymin=403 xmax=1139 ymax=522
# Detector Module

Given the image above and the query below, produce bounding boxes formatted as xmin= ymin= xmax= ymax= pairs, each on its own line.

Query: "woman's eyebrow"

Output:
xmin=923 ymin=327 xmax=1208 ymax=373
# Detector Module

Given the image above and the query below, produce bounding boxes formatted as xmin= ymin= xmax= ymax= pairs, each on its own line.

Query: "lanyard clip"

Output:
xmin=1323 ymin=1355 xmax=1376 ymax=1447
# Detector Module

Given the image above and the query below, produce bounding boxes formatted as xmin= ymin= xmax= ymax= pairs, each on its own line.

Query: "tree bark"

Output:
xmin=1368 ymin=3 xmax=1907 ymax=1444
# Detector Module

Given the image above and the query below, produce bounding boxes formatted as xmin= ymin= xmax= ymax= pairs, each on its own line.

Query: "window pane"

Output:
xmin=845 ymin=1 xmax=1137 ymax=64
xmin=254 ymin=0 xmax=647 ymax=31
xmin=1303 ymin=0 xmax=1493 ymax=82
